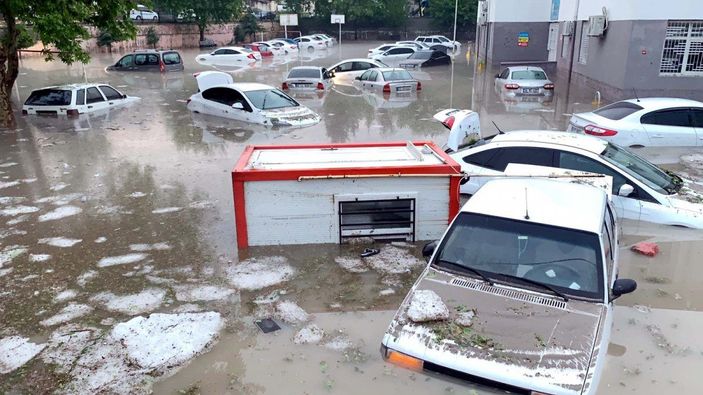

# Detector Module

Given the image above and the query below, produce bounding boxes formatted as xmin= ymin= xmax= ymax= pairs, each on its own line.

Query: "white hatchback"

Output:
xmin=445 ymin=130 xmax=703 ymax=228
xmin=370 ymin=46 xmax=416 ymax=65
xmin=568 ymin=98 xmax=703 ymax=148
xmin=186 ymin=71 xmax=321 ymax=128
xmin=23 ymin=84 xmax=139 ymax=116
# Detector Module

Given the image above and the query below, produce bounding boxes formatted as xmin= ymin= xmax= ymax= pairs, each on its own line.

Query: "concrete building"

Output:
xmin=476 ymin=0 xmax=703 ymax=100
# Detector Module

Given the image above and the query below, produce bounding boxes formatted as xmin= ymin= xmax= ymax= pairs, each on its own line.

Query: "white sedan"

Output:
xmin=568 ymin=98 xmax=703 ymax=148
xmin=370 ymin=47 xmax=416 ymax=66
xmin=295 ymin=36 xmax=327 ymax=52
xmin=327 ymin=58 xmax=388 ymax=86
xmin=439 ymin=128 xmax=703 ymax=228
xmin=195 ymin=47 xmax=257 ymax=66
xmin=353 ymin=67 xmax=420 ymax=94
xmin=186 ymin=71 xmax=321 ymax=128
xmin=367 ymin=43 xmax=413 ymax=58
xmin=267 ymin=39 xmax=299 ymax=54
xmin=23 ymin=83 xmax=139 ymax=116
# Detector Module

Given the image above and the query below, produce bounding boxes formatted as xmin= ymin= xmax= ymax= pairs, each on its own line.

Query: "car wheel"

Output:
xmin=307 ymin=46 xmax=314 ymax=53
xmin=136 ymin=16 xmax=142 ymax=21
xmin=152 ymin=16 xmax=158 ymax=21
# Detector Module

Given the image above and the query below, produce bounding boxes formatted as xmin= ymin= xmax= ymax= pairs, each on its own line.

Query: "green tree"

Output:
xmin=312 ymin=0 xmax=407 ymax=29
xmin=146 ymin=27 xmax=160 ymax=49
xmin=97 ymin=30 xmax=116 ymax=52
xmin=429 ymin=0 xmax=478 ymax=34
xmin=156 ymin=0 xmax=244 ymax=42
xmin=239 ymin=12 xmax=262 ymax=41
xmin=0 ymin=0 xmax=136 ymax=127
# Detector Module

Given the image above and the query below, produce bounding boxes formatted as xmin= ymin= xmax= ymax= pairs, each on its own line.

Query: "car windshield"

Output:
xmin=511 ymin=70 xmax=547 ymax=80
xmin=288 ymin=68 xmax=321 ymax=79
xmin=244 ymin=89 xmax=298 ymax=110
xmin=593 ymin=101 xmax=643 ymax=120
xmin=24 ymin=89 xmax=72 ymax=106
xmin=433 ymin=213 xmax=604 ymax=301
xmin=600 ymin=143 xmax=677 ymax=194
xmin=382 ymin=70 xmax=413 ymax=81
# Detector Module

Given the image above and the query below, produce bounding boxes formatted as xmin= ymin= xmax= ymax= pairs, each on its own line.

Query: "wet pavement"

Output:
xmin=1 ymin=42 xmax=703 ymax=394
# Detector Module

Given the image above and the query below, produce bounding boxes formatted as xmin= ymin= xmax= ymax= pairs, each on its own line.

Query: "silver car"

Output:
xmin=495 ymin=66 xmax=554 ymax=97
xmin=282 ymin=66 xmax=332 ymax=92
xmin=353 ymin=67 xmax=420 ymax=94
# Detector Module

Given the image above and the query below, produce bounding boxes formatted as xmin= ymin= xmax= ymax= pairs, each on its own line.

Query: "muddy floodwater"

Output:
xmin=1 ymin=42 xmax=703 ymax=394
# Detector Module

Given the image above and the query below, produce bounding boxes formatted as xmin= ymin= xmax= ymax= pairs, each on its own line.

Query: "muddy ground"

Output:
xmin=1 ymin=42 xmax=702 ymax=394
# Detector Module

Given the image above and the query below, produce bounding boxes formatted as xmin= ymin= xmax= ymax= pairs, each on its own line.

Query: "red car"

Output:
xmin=244 ymin=43 xmax=273 ymax=57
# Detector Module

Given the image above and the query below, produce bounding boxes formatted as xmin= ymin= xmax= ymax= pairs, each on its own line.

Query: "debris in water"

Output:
xmin=38 ymin=237 xmax=82 ymax=248
xmin=364 ymin=245 xmax=424 ymax=274
xmin=40 ymin=303 xmax=94 ymax=327
xmin=226 ymin=256 xmax=295 ymax=291
xmin=276 ymin=300 xmax=310 ymax=324
xmin=54 ymin=289 xmax=79 ymax=303
xmin=379 ymin=288 xmax=396 ymax=296
xmin=77 ymin=270 xmax=98 ymax=287
xmin=152 ymin=207 xmax=183 ymax=214
xmin=91 ymin=288 xmax=166 ymax=315
xmin=0 ymin=205 xmax=40 ymax=216
xmin=334 ymin=256 xmax=368 ymax=273
xmin=94 ymin=237 xmax=107 ymax=243
xmin=38 ymin=205 xmax=82 ymax=222
xmin=0 ymin=336 xmax=46 ymax=374
xmin=360 ymin=248 xmax=380 ymax=257
xmin=129 ymin=242 xmax=171 ymax=252
xmin=97 ymin=253 xmax=147 ymax=268
xmin=294 ymin=324 xmax=324 ymax=344
xmin=407 ymin=290 xmax=450 ymax=323
xmin=631 ymin=242 xmax=660 ymax=257
xmin=128 ymin=192 xmax=147 ymax=198
xmin=255 ymin=318 xmax=281 ymax=333
xmin=29 ymin=254 xmax=51 ymax=263
xmin=173 ymin=284 xmax=236 ymax=302
xmin=0 ymin=245 xmax=27 ymax=267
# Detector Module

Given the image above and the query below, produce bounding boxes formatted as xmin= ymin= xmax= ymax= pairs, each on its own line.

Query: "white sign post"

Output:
xmin=280 ymin=14 xmax=299 ymax=39
xmin=331 ymin=14 xmax=345 ymax=46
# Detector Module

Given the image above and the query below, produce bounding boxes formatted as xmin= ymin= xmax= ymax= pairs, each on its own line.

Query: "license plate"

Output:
xmin=396 ymin=86 xmax=411 ymax=92
xmin=522 ymin=88 xmax=539 ymax=94
xmin=293 ymin=83 xmax=311 ymax=88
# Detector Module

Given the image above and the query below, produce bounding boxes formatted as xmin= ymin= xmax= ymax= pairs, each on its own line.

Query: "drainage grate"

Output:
xmin=450 ymin=278 xmax=568 ymax=310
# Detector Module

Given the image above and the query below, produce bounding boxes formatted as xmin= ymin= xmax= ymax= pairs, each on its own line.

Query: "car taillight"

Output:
xmin=504 ymin=83 xmax=520 ymax=90
xmin=443 ymin=116 xmax=455 ymax=129
xmin=282 ymin=82 xmax=289 ymax=90
xmin=248 ymin=53 xmax=255 ymax=59
xmin=383 ymin=83 xmax=391 ymax=93
xmin=584 ymin=124 xmax=618 ymax=136
xmin=416 ymin=81 xmax=422 ymax=91
xmin=544 ymin=83 xmax=554 ymax=89
xmin=317 ymin=82 xmax=324 ymax=90
xmin=67 ymin=109 xmax=79 ymax=117
xmin=159 ymin=60 xmax=165 ymax=72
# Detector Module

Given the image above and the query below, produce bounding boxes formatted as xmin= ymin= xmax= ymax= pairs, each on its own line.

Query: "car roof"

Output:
xmin=506 ymin=65 xmax=546 ymax=72
xmin=617 ymin=97 xmax=703 ymax=110
xmin=38 ymin=83 xmax=107 ymax=91
xmin=331 ymin=58 xmax=380 ymax=65
xmin=489 ymin=130 xmax=608 ymax=154
xmin=290 ymin=66 xmax=323 ymax=70
xmin=374 ymin=67 xmax=411 ymax=72
xmin=464 ymin=178 xmax=607 ymax=234
xmin=219 ymin=46 xmax=246 ymax=51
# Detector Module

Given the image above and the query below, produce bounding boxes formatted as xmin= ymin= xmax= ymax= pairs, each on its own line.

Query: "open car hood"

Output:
xmin=194 ymin=71 xmax=234 ymax=91
xmin=383 ymin=268 xmax=605 ymax=394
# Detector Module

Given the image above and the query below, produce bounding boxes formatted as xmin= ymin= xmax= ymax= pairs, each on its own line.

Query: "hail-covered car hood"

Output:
xmin=383 ymin=268 xmax=606 ymax=394
xmin=261 ymin=106 xmax=320 ymax=128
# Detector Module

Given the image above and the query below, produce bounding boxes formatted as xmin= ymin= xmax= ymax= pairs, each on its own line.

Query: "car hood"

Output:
xmin=261 ymin=106 xmax=321 ymax=127
xmin=383 ymin=268 xmax=605 ymax=394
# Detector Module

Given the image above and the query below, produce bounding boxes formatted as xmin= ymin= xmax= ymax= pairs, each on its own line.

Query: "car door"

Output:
xmin=85 ymin=86 xmax=109 ymax=112
xmin=200 ymin=87 xmax=252 ymax=121
xmin=454 ymin=146 xmax=556 ymax=195
xmin=639 ymin=108 xmax=697 ymax=147
xmin=690 ymin=107 xmax=703 ymax=146
xmin=112 ymin=55 xmax=136 ymax=71
xmin=555 ymin=150 xmax=645 ymax=222
xmin=98 ymin=85 xmax=125 ymax=109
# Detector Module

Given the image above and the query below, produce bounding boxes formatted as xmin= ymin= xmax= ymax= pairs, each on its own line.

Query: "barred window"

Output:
xmin=578 ymin=22 xmax=589 ymax=64
xmin=660 ymin=21 xmax=703 ymax=75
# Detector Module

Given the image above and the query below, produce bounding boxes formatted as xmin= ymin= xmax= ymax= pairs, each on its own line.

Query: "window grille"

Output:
xmin=660 ymin=21 xmax=703 ymax=75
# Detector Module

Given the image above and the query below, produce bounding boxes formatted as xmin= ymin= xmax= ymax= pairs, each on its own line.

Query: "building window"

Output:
xmin=660 ymin=21 xmax=703 ymax=75
xmin=338 ymin=198 xmax=415 ymax=242
xmin=578 ymin=22 xmax=589 ymax=64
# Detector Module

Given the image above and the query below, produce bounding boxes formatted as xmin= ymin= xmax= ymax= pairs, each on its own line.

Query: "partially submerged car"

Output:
xmin=495 ymin=66 xmax=554 ymax=97
xmin=195 ymin=47 xmax=257 ymax=66
xmin=186 ymin=71 xmax=321 ymax=128
xmin=439 ymin=129 xmax=703 ymax=228
xmin=107 ymin=50 xmax=184 ymax=72
xmin=382 ymin=178 xmax=637 ymax=395
xmin=327 ymin=58 xmax=388 ymax=86
xmin=568 ymin=98 xmax=703 ymax=148
xmin=23 ymin=84 xmax=139 ymax=116
xmin=243 ymin=43 xmax=273 ymax=57
xmin=353 ymin=67 xmax=421 ymax=95
xmin=282 ymin=66 xmax=332 ymax=91
xmin=399 ymin=50 xmax=452 ymax=69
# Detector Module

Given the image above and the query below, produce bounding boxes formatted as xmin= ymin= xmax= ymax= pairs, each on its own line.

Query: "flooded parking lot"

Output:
xmin=1 ymin=42 xmax=703 ymax=394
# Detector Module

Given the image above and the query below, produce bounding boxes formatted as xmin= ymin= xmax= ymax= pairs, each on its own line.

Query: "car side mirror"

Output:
xmin=422 ymin=240 xmax=438 ymax=259
xmin=618 ymin=184 xmax=634 ymax=197
xmin=495 ymin=73 xmax=500 ymax=78
xmin=232 ymin=102 xmax=244 ymax=110
xmin=122 ymin=94 xmax=127 ymax=99
xmin=612 ymin=278 xmax=637 ymax=299
xmin=354 ymin=76 xmax=361 ymax=80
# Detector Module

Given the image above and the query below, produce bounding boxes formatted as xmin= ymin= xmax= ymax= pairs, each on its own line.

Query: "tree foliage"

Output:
xmin=146 ymin=27 xmax=160 ymax=48
xmin=155 ymin=0 xmax=244 ymax=40
xmin=0 ymin=0 xmax=137 ymax=126
xmin=428 ymin=0 xmax=478 ymax=34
